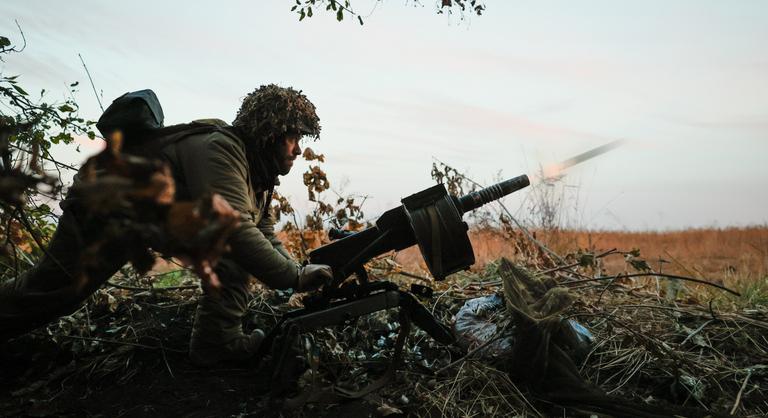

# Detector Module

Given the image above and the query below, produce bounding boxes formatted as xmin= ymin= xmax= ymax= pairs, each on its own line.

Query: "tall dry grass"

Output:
xmin=395 ymin=226 xmax=768 ymax=281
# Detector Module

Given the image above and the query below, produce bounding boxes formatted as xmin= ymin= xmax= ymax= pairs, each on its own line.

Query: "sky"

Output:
xmin=1 ymin=1 xmax=767 ymax=230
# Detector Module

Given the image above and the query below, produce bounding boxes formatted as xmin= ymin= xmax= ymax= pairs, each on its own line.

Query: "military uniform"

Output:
xmin=0 ymin=120 xmax=300 ymax=352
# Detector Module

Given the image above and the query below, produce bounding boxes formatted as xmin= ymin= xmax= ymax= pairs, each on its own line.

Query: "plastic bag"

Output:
xmin=454 ymin=294 xmax=594 ymax=361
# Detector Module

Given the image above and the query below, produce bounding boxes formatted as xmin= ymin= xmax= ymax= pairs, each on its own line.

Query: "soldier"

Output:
xmin=0 ymin=85 xmax=333 ymax=366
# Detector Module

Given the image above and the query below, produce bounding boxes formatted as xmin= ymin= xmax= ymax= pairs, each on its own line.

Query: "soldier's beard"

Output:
xmin=273 ymin=152 xmax=293 ymax=176
xmin=277 ymin=161 xmax=292 ymax=175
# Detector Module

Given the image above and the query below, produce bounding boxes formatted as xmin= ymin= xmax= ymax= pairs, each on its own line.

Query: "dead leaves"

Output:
xmin=303 ymin=165 xmax=329 ymax=202
xmin=165 ymin=194 xmax=239 ymax=290
xmin=76 ymin=131 xmax=240 ymax=289
xmin=302 ymin=147 xmax=325 ymax=163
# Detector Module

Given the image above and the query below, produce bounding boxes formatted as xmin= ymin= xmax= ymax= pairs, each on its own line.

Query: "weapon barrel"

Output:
xmin=457 ymin=174 xmax=530 ymax=214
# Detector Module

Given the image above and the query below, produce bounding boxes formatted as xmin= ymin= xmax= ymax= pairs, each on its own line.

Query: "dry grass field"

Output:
xmin=395 ymin=226 xmax=768 ymax=298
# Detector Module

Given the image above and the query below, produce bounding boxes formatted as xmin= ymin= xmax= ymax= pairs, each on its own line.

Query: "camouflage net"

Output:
xmin=496 ymin=259 xmax=709 ymax=417
xmin=232 ymin=84 xmax=321 ymax=148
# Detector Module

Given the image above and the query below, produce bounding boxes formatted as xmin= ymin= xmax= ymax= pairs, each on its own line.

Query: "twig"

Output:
xmin=662 ymin=249 xmax=699 ymax=278
xmin=435 ymin=323 xmax=510 ymax=375
xmin=394 ymin=269 xmax=432 ymax=282
xmin=541 ymin=248 xmax=617 ymax=275
xmin=105 ymin=281 xmax=198 ymax=292
xmin=681 ymin=320 xmax=713 ymax=346
xmin=329 ymin=0 xmax=358 ymax=16
xmin=439 ymin=361 xmax=466 ymax=416
xmin=730 ymin=369 xmax=752 ymax=415
xmin=596 ymin=275 xmax=619 ymax=304
xmin=53 ymin=334 xmax=185 ymax=353
xmin=0 ymin=20 xmax=27 ymax=57
xmin=430 ymin=284 xmax=457 ymax=316
xmin=14 ymin=20 xmax=26 ymax=52
xmin=167 ymin=258 xmax=192 ymax=270
xmin=721 ymin=313 xmax=768 ymax=331
xmin=8 ymin=143 xmax=79 ymax=171
xmin=563 ymin=272 xmax=740 ymax=296
xmin=611 ymin=304 xmax=703 ymax=315
xmin=78 ymin=53 xmax=104 ymax=112
xmin=157 ymin=338 xmax=176 ymax=379
xmin=708 ymin=299 xmax=719 ymax=320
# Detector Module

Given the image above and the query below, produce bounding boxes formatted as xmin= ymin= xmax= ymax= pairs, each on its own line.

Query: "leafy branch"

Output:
xmin=0 ymin=29 xmax=97 ymax=279
xmin=290 ymin=0 xmax=486 ymax=25
xmin=0 ymin=21 xmax=26 ymax=58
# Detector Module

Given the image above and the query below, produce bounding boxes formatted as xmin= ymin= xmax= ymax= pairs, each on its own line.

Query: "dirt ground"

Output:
xmin=0 ymin=295 xmax=383 ymax=418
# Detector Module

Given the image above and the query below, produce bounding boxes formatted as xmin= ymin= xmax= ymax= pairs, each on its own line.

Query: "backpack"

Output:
xmin=96 ymin=89 xmax=225 ymax=156
xmin=96 ymin=89 xmax=165 ymax=137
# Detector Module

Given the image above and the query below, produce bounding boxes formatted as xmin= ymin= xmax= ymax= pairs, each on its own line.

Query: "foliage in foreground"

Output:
xmin=2 ymin=236 xmax=766 ymax=416
xmin=1 ymin=31 xmax=96 ymax=280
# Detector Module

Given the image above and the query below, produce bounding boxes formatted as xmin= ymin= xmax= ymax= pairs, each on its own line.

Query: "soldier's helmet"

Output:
xmin=232 ymin=84 xmax=321 ymax=148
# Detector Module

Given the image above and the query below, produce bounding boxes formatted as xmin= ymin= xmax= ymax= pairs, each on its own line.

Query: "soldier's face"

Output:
xmin=275 ymin=134 xmax=302 ymax=175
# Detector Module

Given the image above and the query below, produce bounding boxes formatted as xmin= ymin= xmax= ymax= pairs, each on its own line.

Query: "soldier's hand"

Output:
xmin=296 ymin=264 xmax=333 ymax=292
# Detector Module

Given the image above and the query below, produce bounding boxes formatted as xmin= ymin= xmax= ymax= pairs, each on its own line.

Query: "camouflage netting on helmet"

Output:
xmin=232 ymin=84 xmax=321 ymax=148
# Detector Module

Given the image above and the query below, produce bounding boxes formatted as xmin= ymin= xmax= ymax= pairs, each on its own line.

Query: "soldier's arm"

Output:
xmin=257 ymin=207 xmax=294 ymax=261
xmin=175 ymin=134 xmax=299 ymax=289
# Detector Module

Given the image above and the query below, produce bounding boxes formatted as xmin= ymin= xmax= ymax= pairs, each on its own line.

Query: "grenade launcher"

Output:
xmin=262 ymin=174 xmax=530 ymax=402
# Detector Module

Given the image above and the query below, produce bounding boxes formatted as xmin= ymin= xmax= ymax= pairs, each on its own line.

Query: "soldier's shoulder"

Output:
xmin=163 ymin=120 xmax=246 ymax=163
xmin=183 ymin=120 xmax=243 ymax=147
xmin=192 ymin=118 xmax=230 ymax=128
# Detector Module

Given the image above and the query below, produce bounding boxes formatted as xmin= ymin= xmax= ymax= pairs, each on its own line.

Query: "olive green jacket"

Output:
xmin=158 ymin=121 xmax=299 ymax=289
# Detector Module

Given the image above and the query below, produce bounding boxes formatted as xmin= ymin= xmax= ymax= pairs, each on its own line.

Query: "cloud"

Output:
xmin=354 ymin=95 xmax=613 ymax=145
xmin=655 ymin=113 xmax=768 ymax=135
